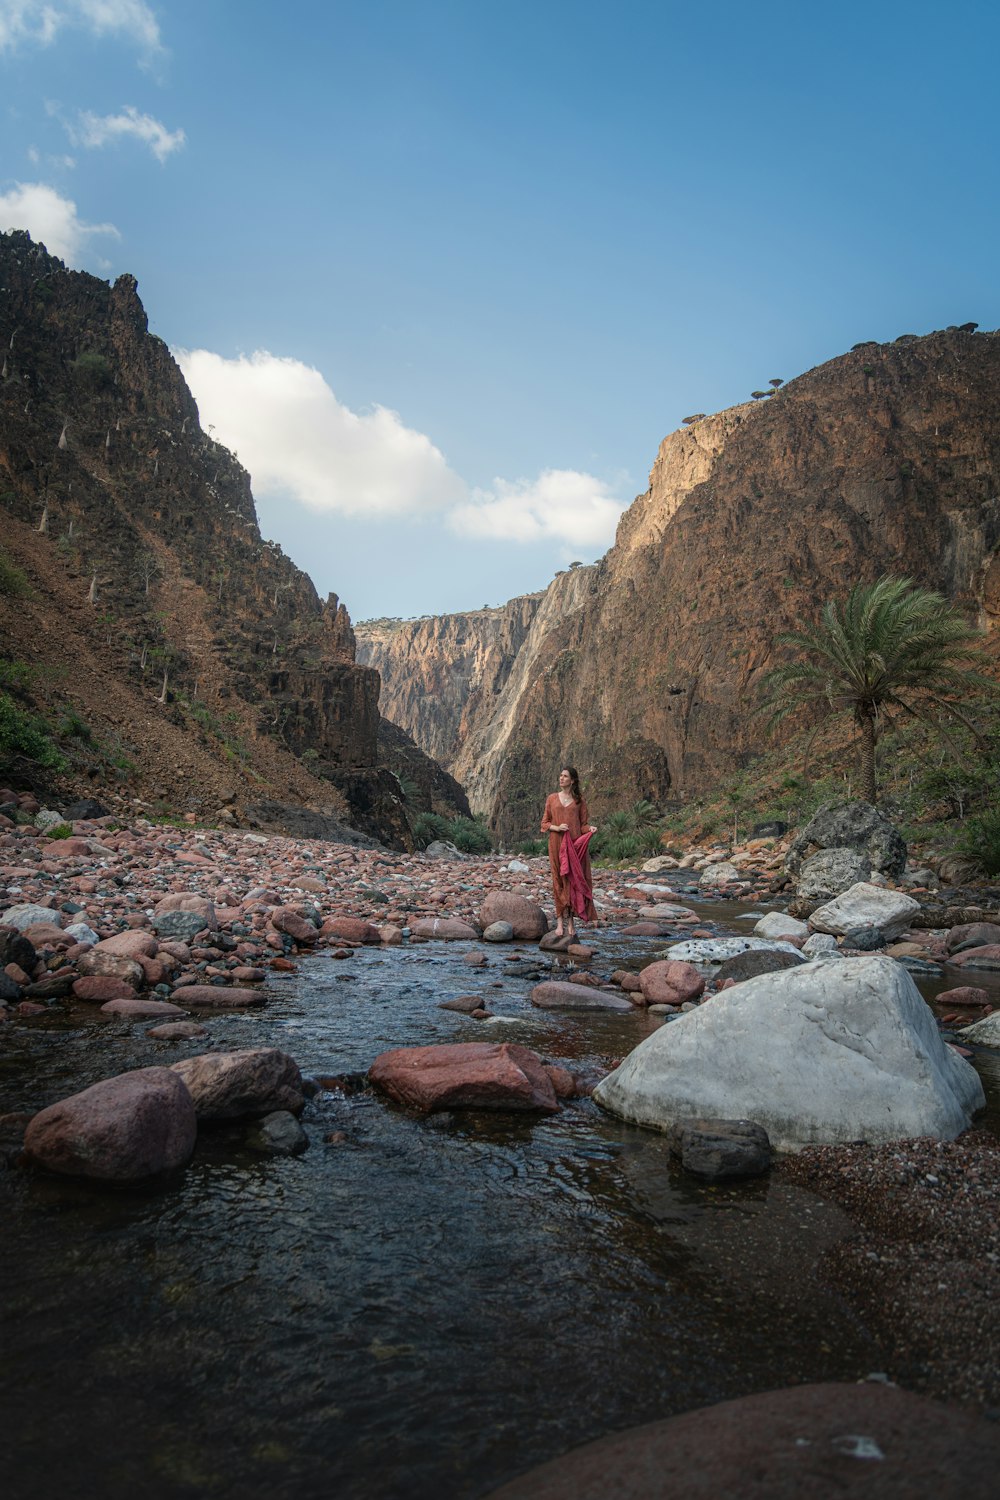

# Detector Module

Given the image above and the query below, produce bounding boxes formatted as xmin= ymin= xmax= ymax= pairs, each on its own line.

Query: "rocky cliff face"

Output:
xmin=364 ymin=331 xmax=1000 ymax=842
xmin=0 ymin=229 xmax=461 ymax=846
xmin=355 ymin=593 xmax=545 ymax=765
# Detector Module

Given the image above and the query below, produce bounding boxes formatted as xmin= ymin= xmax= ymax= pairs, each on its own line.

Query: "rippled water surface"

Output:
xmin=2 ymin=894 xmax=998 ymax=1500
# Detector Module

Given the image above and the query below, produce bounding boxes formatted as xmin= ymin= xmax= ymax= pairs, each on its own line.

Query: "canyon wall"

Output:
xmin=0 ymin=229 xmax=462 ymax=845
xmin=363 ymin=331 xmax=1000 ymax=842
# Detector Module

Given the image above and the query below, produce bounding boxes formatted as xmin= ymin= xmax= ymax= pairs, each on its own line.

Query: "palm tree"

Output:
xmin=759 ymin=575 xmax=990 ymax=803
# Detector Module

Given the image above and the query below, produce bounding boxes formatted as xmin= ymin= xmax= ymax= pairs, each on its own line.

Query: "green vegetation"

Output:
xmin=0 ymin=694 xmax=66 ymax=774
xmin=954 ymin=808 xmax=1000 ymax=879
xmin=412 ymin=811 xmax=494 ymax=853
xmin=71 ymin=350 xmax=112 ymax=387
xmin=760 ymin=574 xmax=990 ymax=803
xmin=0 ymin=549 xmax=32 ymax=598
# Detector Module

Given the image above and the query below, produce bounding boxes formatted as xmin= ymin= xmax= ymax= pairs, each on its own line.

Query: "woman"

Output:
xmin=540 ymin=766 xmax=598 ymax=943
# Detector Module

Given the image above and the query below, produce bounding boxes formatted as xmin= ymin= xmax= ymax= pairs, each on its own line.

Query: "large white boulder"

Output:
xmin=593 ymin=955 xmax=984 ymax=1150
xmin=808 ymin=882 xmax=920 ymax=938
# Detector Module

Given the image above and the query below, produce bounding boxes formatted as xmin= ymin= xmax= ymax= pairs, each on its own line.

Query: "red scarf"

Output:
xmin=559 ymin=827 xmax=595 ymax=919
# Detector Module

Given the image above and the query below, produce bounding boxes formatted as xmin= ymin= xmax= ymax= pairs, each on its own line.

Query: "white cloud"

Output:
xmin=449 ymin=468 xmax=625 ymax=549
xmin=0 ymin=0 xmax=160 ymax=53
xmin=176 ymin=349 xmax=466 ymax=519
xmin=0 ymin=181 xmax=119 ymax=263
xmin=73 ymin=105 xmax=185 ymax=163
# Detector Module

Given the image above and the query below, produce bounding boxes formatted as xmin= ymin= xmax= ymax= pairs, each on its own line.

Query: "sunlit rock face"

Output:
xmin=363 ymin=330 xmax=1000 ymax=842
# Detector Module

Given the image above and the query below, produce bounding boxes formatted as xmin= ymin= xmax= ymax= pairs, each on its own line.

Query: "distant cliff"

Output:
xmin=361 ymin=330 xmax=1000 ymax=842
xmin=355 ymin=593 xmax=545 ymax=765
xmin=0 ymin=229 xmax=463 ymax=845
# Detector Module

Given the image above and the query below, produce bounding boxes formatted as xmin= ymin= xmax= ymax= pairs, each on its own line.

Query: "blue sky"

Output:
xmin=3 ymin=0 xmax=999 ymax=621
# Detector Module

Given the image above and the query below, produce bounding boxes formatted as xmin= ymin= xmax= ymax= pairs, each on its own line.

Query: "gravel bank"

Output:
xmin=779 ymin=1133 xmax=1000 ymax=1410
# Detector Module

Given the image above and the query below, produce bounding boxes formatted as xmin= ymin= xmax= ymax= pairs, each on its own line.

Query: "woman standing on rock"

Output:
xmin=541 ymin=766 xmax=597 ymax=943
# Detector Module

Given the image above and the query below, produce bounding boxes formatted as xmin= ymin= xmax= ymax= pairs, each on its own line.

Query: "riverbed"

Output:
xmin=2 ymin=893 xmax=998 ymax=1500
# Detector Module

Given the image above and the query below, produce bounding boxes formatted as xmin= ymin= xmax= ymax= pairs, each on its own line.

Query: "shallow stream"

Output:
xmin=2 ymin=889 xmax=998 ymax=1500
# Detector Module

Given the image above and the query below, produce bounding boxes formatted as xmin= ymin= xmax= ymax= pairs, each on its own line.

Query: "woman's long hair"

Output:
xmin=562 ymin=765 xmax=583 ymax=803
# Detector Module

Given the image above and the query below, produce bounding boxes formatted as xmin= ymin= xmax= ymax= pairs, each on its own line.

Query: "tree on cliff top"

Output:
xmin=759 ymin=575 xmax=990 ymax=804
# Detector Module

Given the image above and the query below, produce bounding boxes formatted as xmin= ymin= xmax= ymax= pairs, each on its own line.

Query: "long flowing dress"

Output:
xmin=541 ymin=792 xmax=597 ymax=922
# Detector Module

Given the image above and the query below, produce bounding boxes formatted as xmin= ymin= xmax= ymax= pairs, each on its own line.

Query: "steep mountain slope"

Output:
xmin=363 ymin=330 xmax=1000 ymax=841
xmin=0 ymin=229 xmax=462 ymax=844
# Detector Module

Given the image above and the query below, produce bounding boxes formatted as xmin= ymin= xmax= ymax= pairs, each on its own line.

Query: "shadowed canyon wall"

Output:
xmin=0 ymin=229 xmax=464 ymax=846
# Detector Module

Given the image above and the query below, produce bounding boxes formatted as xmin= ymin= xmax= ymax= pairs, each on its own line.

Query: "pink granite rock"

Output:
xmin=23 ymin=1067 xmax=196 ymax=1183
xmin=638 ymin=959 xmax=706 ymax=1007
xmin=479 ymin=891 xmax=547 ymax=941
xmin=320 ymin=916 xmax=381 ymax=944
xmin=170 ymin=1047 xmax=303 ymax=1119
xmin=370 ymin=1041 xmax=558 ymax=1114
xmin=76 ymin=950 xmax=144 ymax=989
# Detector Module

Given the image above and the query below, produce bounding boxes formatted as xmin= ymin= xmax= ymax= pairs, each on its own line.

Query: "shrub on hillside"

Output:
xmin=0 ymin=551 xmax=32 ymax=599
xmin=0 ymin=694 xmax=66 ymax=773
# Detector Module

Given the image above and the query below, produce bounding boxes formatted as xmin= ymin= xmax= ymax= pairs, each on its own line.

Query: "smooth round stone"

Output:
xmin=483 ymin=921 xmax=515 ymax=943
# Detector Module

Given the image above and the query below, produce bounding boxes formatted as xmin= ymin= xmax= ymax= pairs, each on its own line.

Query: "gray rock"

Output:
xmin=669 ymin=1118 xmax=772 ymax=1180
xmin=62 ymin=799 xmax=109 ymax=820
xmin=753 ymin=911 xmax=809 ymax=940
xmin=713 ymin=949 xmax=806 ymax=985
xmin=960 ymin=1013 xmax=1000 ymax=1048
xmin=151 ymin=910 xmax=209 ymax=942
xmin=663 ymin=937 xmax=802 ymax=964
xmin=796 ymin=848 xmax=871 ymax=900
xmin=530 ymin=980 xmax=634 ymax=1011
xmin=801 ymin=932 xmax=839 ymax=957
xmin=483 ymin=921 xmax=515 ymax=943
xmin=593 ymin=955 xmax=984 ymax=1150
xmin=839 ymin=926 xmax=886 ymax=951
xmin=809 ymin=882 xmax=920 ymax=939
xmin=506 ymin=859 xmax=530 ymax=873
xmin=699 ymin=862 xmax=743 ymax=889
xmin=785 ymin=801 xmax=907 ymax=878
xmin=245 ymin=1110 xmax=308 ymax=1156
xmin=0 ymin=903 xmax=62 ymax=932
xmin=63 ymin=921 xmax=100 ymax=945
xmin=424 ymin=839 xmax=461 ymax=859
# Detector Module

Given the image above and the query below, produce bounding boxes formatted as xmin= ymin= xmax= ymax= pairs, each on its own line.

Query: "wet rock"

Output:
xmin=23 ymin=1067 xmax=196 ymax=1183
xmin=101 ymin=998 xmax=188 ymax=1019
xmin=538 ymin=931 xmax=572 ymax=951
xmin=946 ymin=921 xmax=1000 ymax=954
xmin=638 ymin=960 xmax=705 ymax=1006
xmin=171 ymin=985 xmax=267 ymax=1008
xmin=959 ymin=1013 xmax=1000 ymax=1047
xmin=245 ymin=1110 xmax=309 ymax=1156
xmin=147 ymin=1020 xmax=209 ymax=1040
xmin=567 ymin=943 xmax=594 ymax=960
xmin=948 ymin=944 xmax=1000 ymax=972
xmin=439 ymin=995 xmax=486 ymax=1013
xmin=530 ymin=980 xmax=634 ymax=1011
xmin=480 ymin=892 xmax=548 ymax=940
xmin=544 ymin=1065 xmax=576 ymax=1099
xmin=712 ymin=949 xmax=806 ymax=985
xmin=0 ymin=926 xmax=37 ymax=972
xmin=369 ymin=1041 xmax=559 ymax=1114
xmin=483 ymin=921 xmax=515 ymax=943
xmin=669 ymin=1118 xmax=772 ymax=1180
xmin=594 ymin=955 xmax=984 ymax=1150
xmin=24 ymin=969 xmax=75 ymax=999
xmin=638 ymin=903 xmax=697 ymax=920
xmin=809 ymin=883 xmax=921 ymax=940
xmin=483 ymin=1381 xmax=1000 ymax=1499
xmin=410 ymin=917 xmax=480 ymax=941
xmin=938 ymin=986 xmax=991 ymax=1007
xmin=270 ymin=906 xmax=319 ymax=944
xmin=170 ymin=1047 xmax=304 ymax=1119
